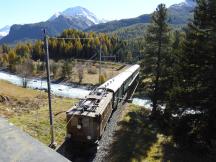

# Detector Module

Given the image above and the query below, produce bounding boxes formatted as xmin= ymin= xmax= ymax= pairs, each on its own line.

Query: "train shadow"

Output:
xmin=57 ymin=140 xmax=97 ymax=162
xmin=106 ymin=108 xmax=158 ymax=162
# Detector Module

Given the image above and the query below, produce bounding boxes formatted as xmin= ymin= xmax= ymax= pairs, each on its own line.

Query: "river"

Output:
xmin=0 ymin=71 xmax=152 ymax=109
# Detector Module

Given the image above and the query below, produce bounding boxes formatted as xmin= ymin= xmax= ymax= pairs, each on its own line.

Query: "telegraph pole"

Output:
xmin=43 ymin=29 xmax=56 ymax=149
xmin=99 ymin=44 xmax=102 ymax=84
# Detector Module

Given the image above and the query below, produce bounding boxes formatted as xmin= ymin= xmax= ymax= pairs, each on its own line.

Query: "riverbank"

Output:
xmin=1 ymin=59 xmax=128 ymax=86
xmin=0 ymin=70 xmax=152 ymax=107
xmin=0 ymin=70 xmax=91 ymax=99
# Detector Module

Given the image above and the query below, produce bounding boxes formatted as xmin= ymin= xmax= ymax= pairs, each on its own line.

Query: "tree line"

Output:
xmin=0 ymin=30 xmax=135 ymax=70
xmin=140 ymin=0 xmax=216 ymax=148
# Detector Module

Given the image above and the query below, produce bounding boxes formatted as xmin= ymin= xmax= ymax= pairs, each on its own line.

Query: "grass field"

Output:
xmin=108 ymin=104 xmax=216 ymax=162
xmin=0 ymin=80 xmax=77 ymax=145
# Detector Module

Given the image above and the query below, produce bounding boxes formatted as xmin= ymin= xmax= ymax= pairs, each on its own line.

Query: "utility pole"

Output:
xmin=43 ymin=29 xmax=56 ymax=149
xmin=99 ymin=44 xmax=102 ymax=84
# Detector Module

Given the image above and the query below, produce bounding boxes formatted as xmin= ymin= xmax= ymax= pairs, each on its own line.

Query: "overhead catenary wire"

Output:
xmin=48 ymin=36 xmax=100 ymax=40
xmin=42 ymin=35 xmax=120 ymax=142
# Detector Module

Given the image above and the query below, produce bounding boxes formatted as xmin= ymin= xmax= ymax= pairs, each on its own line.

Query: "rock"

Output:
xmin=0 ymin=95 xmax=10 ymax=103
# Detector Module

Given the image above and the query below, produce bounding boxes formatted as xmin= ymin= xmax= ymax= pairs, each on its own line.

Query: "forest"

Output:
xmin=139 ymin=0 xmax=216 ymax=150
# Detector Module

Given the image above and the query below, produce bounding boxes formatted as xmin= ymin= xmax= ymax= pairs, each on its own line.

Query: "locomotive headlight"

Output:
xmin=87 ymin=136 xmax=92 ymax=140
xmin=77 ymin=124 xmax=82 ymax=129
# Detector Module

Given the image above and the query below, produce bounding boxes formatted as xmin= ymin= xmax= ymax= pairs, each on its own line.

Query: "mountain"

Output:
xmin=49 ymin=6 xmax=105 ymax=24
xmin=0 ymin=1 xmax=196 ymax=44
xmin=168 ymin=0 xmax=196 ymax=24
xmin=86 ymin=14 xmax=151 ymax=33
xmin=0 ymin=15 xmax=95 ymax=44
xmin=86 ymin=0 xmax=196 ymax=33
xmin=0 ymin=25 xmax=10 ymax=40
xmin=0 ymin=7 xmax=101 ymax=44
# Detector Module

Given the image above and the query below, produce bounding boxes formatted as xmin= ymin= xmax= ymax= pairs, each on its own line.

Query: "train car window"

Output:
xmin=119 ymin=85 xmax=123 ymax=99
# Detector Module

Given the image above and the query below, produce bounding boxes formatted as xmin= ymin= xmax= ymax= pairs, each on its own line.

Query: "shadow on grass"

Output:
xmin=161 ymin=142 xmax=216 ymax=162
xmin=104 ymin=105 xmax=216 ymax=162
xmin=106 ymin=108 xmax=158 ymax=162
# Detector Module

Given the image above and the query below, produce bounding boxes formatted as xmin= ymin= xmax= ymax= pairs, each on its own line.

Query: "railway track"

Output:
xmin=57 ymin=65 xmax=140 ymax=161
xmin=57 ymin=102 xmax=127 ymax=162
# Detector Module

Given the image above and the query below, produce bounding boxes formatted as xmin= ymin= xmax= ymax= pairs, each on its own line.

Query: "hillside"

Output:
xmin=108 ymin=23 xmax=148 ymax=40
xmin=86 ymin=0 xmax=195 ymax=33
xmin=108 ymin=23 xmax=185 ymax=41
xmin=0 ymin=15 xmax=94 ymax=44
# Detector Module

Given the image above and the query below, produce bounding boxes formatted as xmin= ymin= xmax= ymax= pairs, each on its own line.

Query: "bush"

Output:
xmin=101 ymin=68 xmax=107 ymax=79
xmin=62 ymin=59 xmax=74 ymax=79
xmin=99 ymin=74 xmax=106 ymax=84
xmin=87 ymin=64 xmax=97 ymax=74
xmin=52 ymin=62 xmax=61 ymax=79
xmin=50 ymin=60 xmax=61 ymax=79
xmin=77 ymin=63 xmax=84 ymax=83
xmin=36 ymin=61 xmax=45 ymax=72
xmin=32 ymin=62 xmax=38 ymax=75
xmin=15 ymin=59 xmax=33 ymax=88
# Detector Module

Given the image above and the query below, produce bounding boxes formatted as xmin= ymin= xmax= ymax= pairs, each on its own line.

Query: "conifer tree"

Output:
xmin=141 ymin=4 xmax=171 ymax=116
xmin=170 ymin=0 xmax=216 ymax=145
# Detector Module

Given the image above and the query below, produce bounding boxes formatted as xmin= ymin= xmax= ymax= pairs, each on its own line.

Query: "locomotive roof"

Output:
xmin=99 ymin=64 xmax=140 ymax=93
xmin=67 ymin=92 xmax=113 ymax=117
xmin=66 ymin=64 xmax=140 ymax=118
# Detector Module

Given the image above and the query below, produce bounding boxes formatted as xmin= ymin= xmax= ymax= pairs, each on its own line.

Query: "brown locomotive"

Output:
xmin=66 ymin=65 xmax=140 ymax=143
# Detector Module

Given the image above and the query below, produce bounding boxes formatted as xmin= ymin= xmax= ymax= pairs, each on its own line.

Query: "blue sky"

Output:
xmin=0 ymin=0 xmax=185 ymax=28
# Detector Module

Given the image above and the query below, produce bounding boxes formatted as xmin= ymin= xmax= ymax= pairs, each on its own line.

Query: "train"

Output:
xmin=65 ymin=64 xmax=140 ymax=144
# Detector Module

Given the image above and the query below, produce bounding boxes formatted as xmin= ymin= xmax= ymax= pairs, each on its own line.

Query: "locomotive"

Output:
xmin=66 ymin=64 xmax=140 ymax=143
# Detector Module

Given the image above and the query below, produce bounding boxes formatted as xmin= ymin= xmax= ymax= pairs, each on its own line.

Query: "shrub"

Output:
xmin=62 ymin=60 xmax=74 ymax=78
xmin=77 ymin=63 xmax=84 ymax=83
xmin=87 ymin=64 xmax=97 ymax=74
xmin=99 ymin=74 xmax=106 ymax=84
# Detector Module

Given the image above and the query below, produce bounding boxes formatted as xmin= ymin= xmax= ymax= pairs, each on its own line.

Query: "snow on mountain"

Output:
xmin=63 ymin=6 xmax=100 ymax=24
xmin=49 ymin=12 xmax=62 ymax=21
xmin=170 ymin=0 xmax=196 ymax=10
xmin=0 ymin=25 xmax=10 ymax=38
xmin=185 ymin=0 xmax=196 ymax=7
xmin=49 ymin=6 xmax=104 ymax=24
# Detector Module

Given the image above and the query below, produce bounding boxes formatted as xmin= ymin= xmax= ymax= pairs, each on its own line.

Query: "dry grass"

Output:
xmin=0 ymin=80 xmax=42 ymax=99
xmin=0 ymin=80 xmax=77 ymax=145
xmin=68 ymin=62 xmax=127 ymax=85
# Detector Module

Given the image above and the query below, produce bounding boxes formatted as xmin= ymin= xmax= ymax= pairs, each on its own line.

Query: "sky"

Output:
xmin=0 ymin=0 xmax=185 ymax=29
